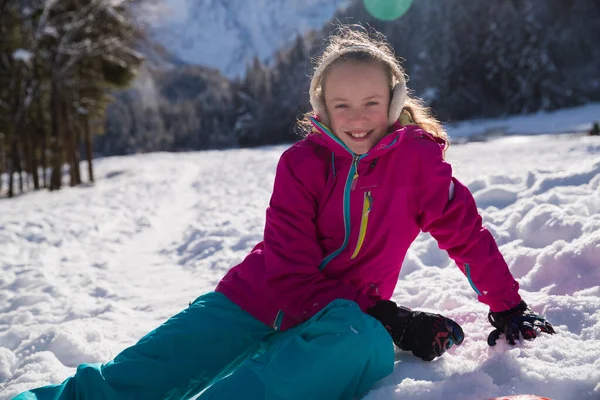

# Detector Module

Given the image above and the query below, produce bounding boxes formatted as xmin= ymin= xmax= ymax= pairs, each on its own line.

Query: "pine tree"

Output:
xmin=0 ymin=0 xmax=143 ymax=197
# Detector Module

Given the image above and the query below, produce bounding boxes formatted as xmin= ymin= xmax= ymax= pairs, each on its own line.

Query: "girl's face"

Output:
xmin=323 ymin=61 xmax=391 ymax=155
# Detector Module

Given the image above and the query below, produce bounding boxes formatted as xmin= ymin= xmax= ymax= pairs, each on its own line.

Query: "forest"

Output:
xmin=2 ymin=0 xmax=599 ymax=197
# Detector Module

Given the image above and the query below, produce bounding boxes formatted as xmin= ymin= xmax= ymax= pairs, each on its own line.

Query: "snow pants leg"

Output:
xmin=13 ymin=292 xmax=272 ymax=400
xmin=14 ymin=297 xmax=395 ymax=400
xmin=199 ymin=299 xmax=395 ymax=400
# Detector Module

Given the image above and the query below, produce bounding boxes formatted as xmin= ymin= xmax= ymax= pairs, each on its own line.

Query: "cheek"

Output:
xmin=329 ymin=110 xmax=348 ymax=127
xmin=368 ymin=106 xmax=389 ymax=124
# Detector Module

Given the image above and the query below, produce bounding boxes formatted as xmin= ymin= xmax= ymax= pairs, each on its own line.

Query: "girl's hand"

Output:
xmin=487 ymin=300 xmax=556 ymax=346
xmin=368 ymin=300 xmax=465 ymax=361
xmin=399 ymin=310 xmax=465 ymax=361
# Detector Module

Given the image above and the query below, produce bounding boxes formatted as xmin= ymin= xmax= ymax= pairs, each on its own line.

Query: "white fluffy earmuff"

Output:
xmin=309 ymin=45 xmax=407 ymax=128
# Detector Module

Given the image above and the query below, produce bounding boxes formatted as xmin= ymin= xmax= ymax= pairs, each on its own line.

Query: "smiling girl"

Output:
xmin=15 ymin=25 xmax=554 ymax=400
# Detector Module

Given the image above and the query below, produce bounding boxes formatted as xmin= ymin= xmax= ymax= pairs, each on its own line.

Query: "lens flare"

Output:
xmin=363 ymin=0 xmax=414 ymax=21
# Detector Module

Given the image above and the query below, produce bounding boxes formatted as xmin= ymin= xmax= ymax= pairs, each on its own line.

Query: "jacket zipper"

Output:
xmin=274 ymin=154 xmax=361 ymax=330
xmin=350 ymin=155 xmax=360 ymax=190
xmin=272 ymin=309 xmax=284 ymax=331
xmin=351 ymin=191 xmax=373 ymax=259
xmin=318 ymin=153 xmax=363 ymax=270
xmin=273 ymin=156 xmax=362 ymax=330
xmin=274 ymin=118 xmax=386 ymax=330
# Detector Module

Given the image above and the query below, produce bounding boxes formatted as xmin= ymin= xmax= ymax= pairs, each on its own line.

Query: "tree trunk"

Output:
xmin=0 ymin=133 xmax=4 ymax=195
xmin=62 ymin=98 xmax=76 ymax=186
xmin=22 ymin=125 xmax=39 ymax=191
xmin=8 ymin=64 xmax=23 ymax=197
xmin=16 ymin=139 xmax=25 ymax=196
xmin=30 ymin=127 xmax=41 ymax=191
xmin=73 ymin=115 xmax=82 ymax=185
xmin=34 ymin=55 xmax=46 ymax=189
xmin=21 ymin=136 xmax=30 ymax=191
xmin=49 ymin=79 xmax=62 ymax=191
xmin=8 ymin=104 xmax=26 ymax=198
xmin=84 ymin=114 xmax=94 ymax=182
xmin=8 ymin=168 xmax=13 ymax=197
xmin=7 ymin=134 xmax=14 ymax=198
xmin=9 ymin=135 xmax=20 ymax=196
xmin=18 ymin=150 xmax=24 ymax=193
xmin=62 ymin=97 xmax=81 ymax=186
xmin=41 ymin=129 xmax=48 ymax=188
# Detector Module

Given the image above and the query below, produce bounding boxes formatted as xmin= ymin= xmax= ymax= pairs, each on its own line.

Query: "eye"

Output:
xmin=366 ymin=101 xmax=379 ymax=106
xmin=334 ymin=104 xmax=348 ymax=109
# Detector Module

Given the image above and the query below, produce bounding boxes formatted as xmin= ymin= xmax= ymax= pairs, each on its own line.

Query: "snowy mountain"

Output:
xmin=146 ymin=0 xmax=351 ymax=77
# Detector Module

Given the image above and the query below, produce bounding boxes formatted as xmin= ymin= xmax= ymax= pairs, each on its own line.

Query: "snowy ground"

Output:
xmin=1 ymin=105 xmax=600 ymax=399
xmin=446 ymin=103 xmax=599 ymax=140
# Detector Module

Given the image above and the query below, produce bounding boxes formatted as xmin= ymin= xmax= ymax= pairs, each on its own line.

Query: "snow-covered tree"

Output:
xmin=0 ymin=0 xmax=144 ymax=197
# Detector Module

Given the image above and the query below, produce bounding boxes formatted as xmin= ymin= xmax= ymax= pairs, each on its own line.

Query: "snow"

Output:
xmin=148 ymin=0 xmax=351 ymax=77
xmin=42 ymin=26 xmax=58 ymax=38
xmin=1 ymin=105 xmax=600 ymax=399
xmin=446 ymin=103 xmax=600 ymax=139
xmin=12 ymin=50 xmax=33 ymax=64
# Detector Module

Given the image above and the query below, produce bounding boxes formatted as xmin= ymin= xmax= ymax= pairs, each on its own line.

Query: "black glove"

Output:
xmin=368 ymin=300 xmax=465 ymax=361
xmin=487 ymin=300 xmax=556 ymax=346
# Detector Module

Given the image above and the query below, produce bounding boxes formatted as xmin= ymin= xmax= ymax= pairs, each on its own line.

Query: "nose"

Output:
xmin=347 ymin=108 xmax=368 ymax=124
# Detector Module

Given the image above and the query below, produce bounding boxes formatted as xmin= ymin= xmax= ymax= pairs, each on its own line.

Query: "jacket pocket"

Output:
xmin=351 ymin=191 xmax=373 ymax=259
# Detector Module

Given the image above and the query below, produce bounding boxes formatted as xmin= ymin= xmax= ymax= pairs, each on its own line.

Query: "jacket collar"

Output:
xmin=307 ymin=116 xmax=407 ymax=161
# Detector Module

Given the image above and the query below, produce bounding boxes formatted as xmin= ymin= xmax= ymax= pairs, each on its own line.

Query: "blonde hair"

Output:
xmin=298 ymin=25 xmax=448 ymax=153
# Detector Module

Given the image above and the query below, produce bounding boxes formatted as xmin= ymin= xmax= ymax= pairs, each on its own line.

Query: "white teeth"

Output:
xmin=347 ymin=130 xmax=371 ymax=138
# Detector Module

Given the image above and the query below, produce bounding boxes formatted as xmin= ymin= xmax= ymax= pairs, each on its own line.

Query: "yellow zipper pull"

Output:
xmin=351 ymin=156 xmax=359 ymax=191
xmin=351 ymin=190 xmax=373 ymax=259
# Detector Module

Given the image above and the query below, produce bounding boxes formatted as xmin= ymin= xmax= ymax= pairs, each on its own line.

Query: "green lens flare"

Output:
xmin=363 ymin=0 xmax=414 ymax=21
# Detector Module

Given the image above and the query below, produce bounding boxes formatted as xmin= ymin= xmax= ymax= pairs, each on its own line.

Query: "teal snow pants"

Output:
xmin=14 ymin=292 xmax=395 ymax=400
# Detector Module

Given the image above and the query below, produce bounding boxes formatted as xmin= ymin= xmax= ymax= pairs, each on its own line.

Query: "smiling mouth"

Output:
xmin=345 ymin=130 xmax=373 ymax=140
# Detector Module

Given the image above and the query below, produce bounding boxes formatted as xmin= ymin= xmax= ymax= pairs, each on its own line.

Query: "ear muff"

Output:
xmin=309 ymin=45 xmax=407 ymax=128
xmin=388 ymin=81 xmax=406 ymax=126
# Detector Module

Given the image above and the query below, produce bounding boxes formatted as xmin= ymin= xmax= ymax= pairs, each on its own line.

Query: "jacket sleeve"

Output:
xmin=415 ymin=135 xmax=521 ymax=312
xmin=263 ymin=149 xmax=376 ymax=325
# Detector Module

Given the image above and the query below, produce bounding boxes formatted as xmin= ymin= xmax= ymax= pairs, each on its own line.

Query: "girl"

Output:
xmin=15 ymin=25 xmax=555 ymax=400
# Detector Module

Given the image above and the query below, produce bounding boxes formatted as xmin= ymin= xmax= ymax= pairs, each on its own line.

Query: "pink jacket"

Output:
xmin=216 ymin=119 xmax=521 ymax=331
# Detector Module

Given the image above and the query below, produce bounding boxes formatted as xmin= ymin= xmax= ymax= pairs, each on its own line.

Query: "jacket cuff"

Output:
xmin=485 ymin=290 xmax=522 ymax=313
xmin=355 ymin=292 xmax=378 ymax=313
